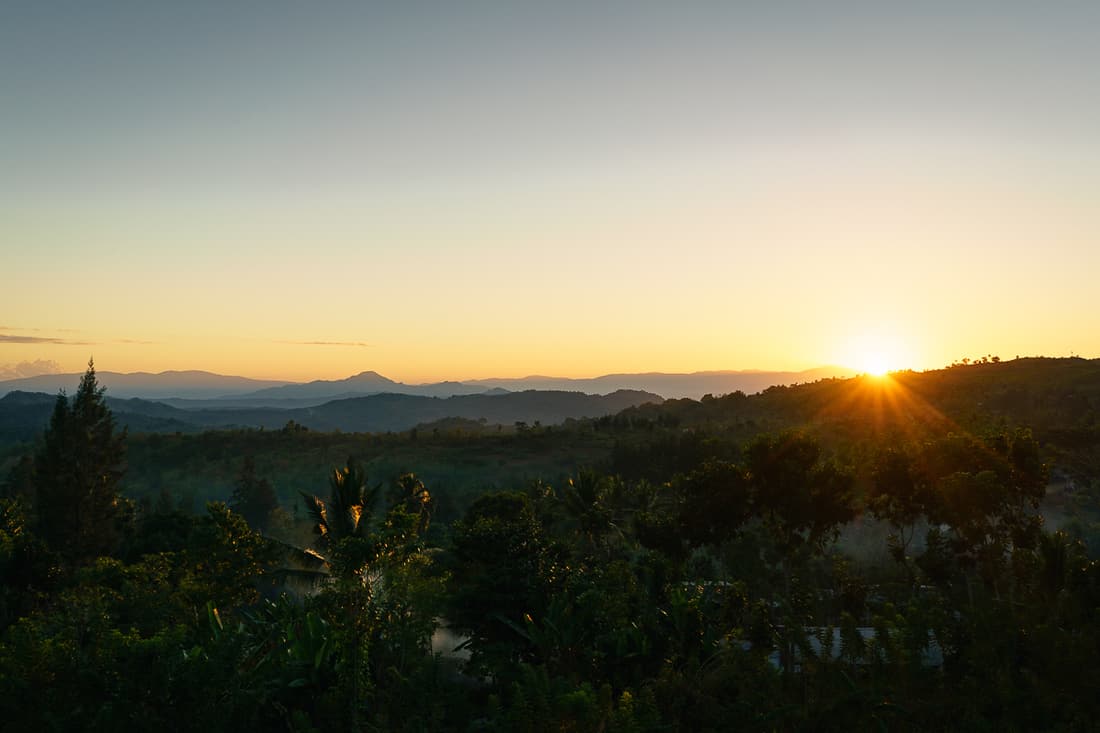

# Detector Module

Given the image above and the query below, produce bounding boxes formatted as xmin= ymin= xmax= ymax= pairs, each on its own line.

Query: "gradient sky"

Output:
xmin=2 ymin=1 xmax=1098 ymax=382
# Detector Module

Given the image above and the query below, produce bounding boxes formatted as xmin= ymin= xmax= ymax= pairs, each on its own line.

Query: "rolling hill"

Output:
xmin=0 ymin=388 xmax=664 ymax=441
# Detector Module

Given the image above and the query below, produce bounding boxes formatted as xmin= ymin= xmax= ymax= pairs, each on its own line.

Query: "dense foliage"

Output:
xmin=1 ymin=359 xmax=1099 ymax=730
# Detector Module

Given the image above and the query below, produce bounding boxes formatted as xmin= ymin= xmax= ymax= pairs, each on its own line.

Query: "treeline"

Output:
xmin=1 ymin=363 xmax=1099 ymax=730
xmin=3 ymin=357 xmax=1098 ymax=530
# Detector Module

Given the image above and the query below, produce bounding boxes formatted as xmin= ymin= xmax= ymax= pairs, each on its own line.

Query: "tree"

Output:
xmin=747 ymin=431 xmax=855 ymax=557
xmin=33 ymin=359 xmax=128 ymax=566
xmin=916 ymin=430 xmax=1047 ymax=590
xmin=388 ymin=472 xmax=433 ymax=536
xmin=296 ymin=461 xmax=437 ymax=728
xmin=0 ymin=455 xmax=35 ymax=503
xmin=229 ymin=456 xmax=279 ymax=532
xmin=299 ymin=457 xmax=378 ymax=554
xmin=744 ymin=431 xmax=854 ymax=673
xmin=870 ymin=448 xmax=927 ymax=565
xmin=559 ymin=470 xmax=621 ymax=557
xmin=447 ymin=491 xmax=557 ymax=668
xmin=676 ymin=459 xmax=752 ymax=548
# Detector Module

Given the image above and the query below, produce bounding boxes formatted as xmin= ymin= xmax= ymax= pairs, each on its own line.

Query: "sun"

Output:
xmin=862 ymin=356 xmax=891 ymax=377
xmin=841 ymin=328 xmax=912 ymax=376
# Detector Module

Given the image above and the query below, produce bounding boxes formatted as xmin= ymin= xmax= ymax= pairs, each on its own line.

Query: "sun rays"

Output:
xmin=806 ymin=370 xmax=960 ymax=446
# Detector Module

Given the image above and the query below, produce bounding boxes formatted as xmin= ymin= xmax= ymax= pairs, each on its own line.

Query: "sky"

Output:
xmin=2 ymin=1 xmax=1098 ymax=382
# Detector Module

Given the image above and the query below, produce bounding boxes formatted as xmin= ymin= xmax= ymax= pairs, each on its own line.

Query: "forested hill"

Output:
xmin=0 ymin=392 xmax=199 ymax=442
xmin=278 ymin=389 xmax=663 ymax=432
xmin=0 ymin=388 xmax=663 ymax=441
xmin=613 ymin=357 xmax=1100 ymax=469
xmin=635 ymin=356 xmax=1099 ymax=427
xmin=5 ymin=358 xmax=1099 ymax=529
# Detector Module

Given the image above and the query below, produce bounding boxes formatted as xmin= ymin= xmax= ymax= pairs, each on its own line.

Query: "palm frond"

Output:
xmin=299 ymin=491 xmax=329 ymax=537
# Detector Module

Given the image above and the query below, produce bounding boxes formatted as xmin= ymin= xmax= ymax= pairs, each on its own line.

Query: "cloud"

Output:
xmin=278 ymin=340 xmax=373 ymax=348
xmin=0 ymin=359 xmax=63 ymax=380
xmin=0 ymin=332 xmax=155 ymax=346
xmin=0 ymin=333 xmax=95 ymax=345
xmin=0 ymin=326 xmax=81 ymax=333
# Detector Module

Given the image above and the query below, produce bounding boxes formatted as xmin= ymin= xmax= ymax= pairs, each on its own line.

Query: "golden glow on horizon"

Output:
xmin=841 ymin=328 xmax=913 ymax=377
xmin=3 ymin=164 xmax=1099 ymax=381
xmin=3 ymin=5 xmax=1100 ymax=384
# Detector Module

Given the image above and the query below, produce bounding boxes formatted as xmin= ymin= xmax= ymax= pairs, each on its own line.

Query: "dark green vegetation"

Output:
xmin=1 ymin=357 xmax=1099 ymax=731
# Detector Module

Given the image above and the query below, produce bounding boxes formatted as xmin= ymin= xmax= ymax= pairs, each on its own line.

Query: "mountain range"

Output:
xmin=0 ymin=366 xmax=855 ymax=406
xmin=0 ymin=388 xmax=663 ymax=442
xmin=0 ymin=370 xmax=292 ymax=400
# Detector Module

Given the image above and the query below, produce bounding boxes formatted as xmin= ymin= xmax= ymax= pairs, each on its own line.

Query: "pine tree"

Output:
xmin=34 ymin=359 xmax=127 ymax=565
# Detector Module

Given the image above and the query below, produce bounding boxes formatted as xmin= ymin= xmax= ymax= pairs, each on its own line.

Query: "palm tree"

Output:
xmin=299 ymin=458 xmax=378 ymax=552
xmin=294 ymin=458 xmax=380 ymax=726
xmin=559 ymin=470 xmax=626 ymax=557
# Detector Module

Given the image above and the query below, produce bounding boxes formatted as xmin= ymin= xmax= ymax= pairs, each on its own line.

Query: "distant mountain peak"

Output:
xmin=348 ymin=370 xmax=395 ymax=383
